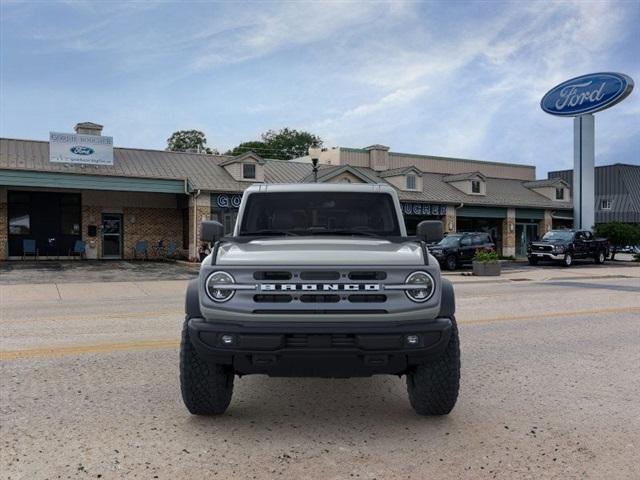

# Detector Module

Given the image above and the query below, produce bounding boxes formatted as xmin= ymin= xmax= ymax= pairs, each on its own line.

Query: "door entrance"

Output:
xmin=102 ymin=214 xmax=123 ymax=259
xmin=516 ymin=223 xmax=538 ymax=257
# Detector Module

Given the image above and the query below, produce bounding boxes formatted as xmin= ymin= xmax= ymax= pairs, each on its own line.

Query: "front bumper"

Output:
xmin=187 ymin=317 xmax=453 ymax=377
xmin=528 ymin=251 xmax=564 ymax=260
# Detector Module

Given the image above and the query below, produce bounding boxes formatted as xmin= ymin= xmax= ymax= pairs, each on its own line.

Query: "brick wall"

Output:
xmin=501 ymin=208 xmax=516 ymax=257
xmin=122 ymin=207 xmax=183 ymax=260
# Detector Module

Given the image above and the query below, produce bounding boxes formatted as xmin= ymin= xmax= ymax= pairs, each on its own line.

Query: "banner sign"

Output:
xmin=401 ymin=203 xmax=447 ymax=216
xmin=540 ymin=72 xmax=634 ymax=117
xmin=214 ymin=194 xmax=243 ymax=209
xmin=49 ymin=132 xmax=114 ymax=165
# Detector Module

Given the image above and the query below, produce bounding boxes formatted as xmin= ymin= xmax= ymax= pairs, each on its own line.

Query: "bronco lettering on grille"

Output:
xmin=260 ymin=284 xmax=381 ymax=291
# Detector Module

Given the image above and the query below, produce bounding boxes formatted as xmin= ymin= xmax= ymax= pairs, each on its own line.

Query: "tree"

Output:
xmin=167 ymin=130 xmax=217 ymax=154
xmin=225 ymin=141 xmax=268 ymax=157
xmin=594 ymin=222 xmax=640 ymax=260
xmin=225 ymin=128 xmax=322 ymax=160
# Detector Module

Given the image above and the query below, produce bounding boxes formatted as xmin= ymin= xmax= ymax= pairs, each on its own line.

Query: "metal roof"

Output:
xmin=443 ymin=171 xmax=486 ymax=182
xmin=1 ymin=137 xmax=572 ymax=210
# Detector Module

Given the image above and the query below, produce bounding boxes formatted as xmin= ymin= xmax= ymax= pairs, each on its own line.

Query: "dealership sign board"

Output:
xmin=540 ymin=72 xmax=634 ymax=116
xmin=49 ymin=132 xmax=114 ymax=165
xmin=540 ymin=72 xmax=634 ymax=230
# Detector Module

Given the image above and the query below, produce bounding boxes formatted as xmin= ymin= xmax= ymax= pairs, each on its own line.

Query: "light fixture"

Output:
xmin=206 ymin=271 xmax=235 ymax=302
xmin=404 ymin=271 xmax=435 ymax=303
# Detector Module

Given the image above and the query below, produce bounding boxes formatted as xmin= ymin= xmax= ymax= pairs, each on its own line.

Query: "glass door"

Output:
xmin=102 ymin=214 xmax=123 ymax=259
xmin=516 ymin=223 xmax=538 ymax=257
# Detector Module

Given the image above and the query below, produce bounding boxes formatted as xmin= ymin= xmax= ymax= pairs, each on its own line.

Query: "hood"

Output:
xmin=216 ymin=237 xmax=424 ymax=266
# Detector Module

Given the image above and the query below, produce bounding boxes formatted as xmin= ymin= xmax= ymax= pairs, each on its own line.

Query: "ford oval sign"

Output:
xmin=70 ymin=146 xmax=95 ymax=155
xmin=541 ymin=72 xmax=633 ymax=116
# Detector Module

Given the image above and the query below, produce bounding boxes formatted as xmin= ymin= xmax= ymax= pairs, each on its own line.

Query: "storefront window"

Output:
xmin=9 ymin=209 xmax=30 ymax=234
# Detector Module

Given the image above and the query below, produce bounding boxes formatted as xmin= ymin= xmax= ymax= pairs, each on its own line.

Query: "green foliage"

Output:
xmin=473 ymin=250 xmax=499 ymax=262
xmin=225 ymin=141 xmax=269 ymax=157
xmin=226 ymin=128 xmax=322 ymax=160
xmin=593 ymin=222 xmax=640 ymax=259
xmin=167 ymin=130 xmax=216 ymax=154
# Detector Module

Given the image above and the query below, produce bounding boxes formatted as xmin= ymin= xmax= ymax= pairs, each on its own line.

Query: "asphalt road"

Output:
xmin=1 ymin=270 xmax=639 ymax=479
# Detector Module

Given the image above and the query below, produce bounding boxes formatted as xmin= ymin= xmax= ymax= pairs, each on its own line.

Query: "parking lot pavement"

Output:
xmin=1 ymin=265 xmax=639 ymax=479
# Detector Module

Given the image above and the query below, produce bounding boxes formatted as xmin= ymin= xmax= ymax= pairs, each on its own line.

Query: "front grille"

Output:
xmin=285 ymin=334 xmax=357 ymax=348
xmin=535 ymin=245 xmax=553 ymax=252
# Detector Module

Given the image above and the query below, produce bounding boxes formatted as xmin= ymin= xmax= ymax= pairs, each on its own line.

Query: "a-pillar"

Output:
xmin=501 ymin=208 xmax=516 ymax=257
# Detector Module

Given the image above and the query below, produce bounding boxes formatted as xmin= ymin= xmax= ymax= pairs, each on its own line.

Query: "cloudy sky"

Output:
xmin=1 ymin=0 xmax=638 ymax=176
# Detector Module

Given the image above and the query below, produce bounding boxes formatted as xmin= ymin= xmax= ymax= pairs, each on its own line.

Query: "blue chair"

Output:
xmin=68 ymin=240 xmax=86 ymax=260
xmin=133 ymin=240 xmax=149 ymax=260
xmin=22 ymin=239 xmax=38 ymax=261
xmin=166 ymin=241 xmax=177 ymax=259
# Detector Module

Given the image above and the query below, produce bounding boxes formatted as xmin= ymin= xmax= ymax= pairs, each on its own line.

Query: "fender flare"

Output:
xmin=185 ymin=279 xmax=202 ymax=319
xmin=438 ymin=277 xmax=456 ymax=318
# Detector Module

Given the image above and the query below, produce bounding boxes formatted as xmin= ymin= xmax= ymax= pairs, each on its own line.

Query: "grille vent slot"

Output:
xmin=348 ymin=271 xmax=387 ymax=280
xmin=300 ymin=271 xmax=340 ymax=280
xmin=300 ymin=294 xmax=340 ymax=303
xmin=254 ymin=294 xmax=292 ymax=303
xmin=348 ymin=294 xmax=387 ymax=303
xmin=253 ymin=271 xmax=292 ymax=280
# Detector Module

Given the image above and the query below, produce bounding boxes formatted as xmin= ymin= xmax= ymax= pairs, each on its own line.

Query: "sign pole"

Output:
xmin=573 ymin=114 xmax=595 ymax=229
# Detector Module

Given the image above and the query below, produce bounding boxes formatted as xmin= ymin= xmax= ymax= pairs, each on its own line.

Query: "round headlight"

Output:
xmin=405 ymin=271 xmax=435 ymax=303
xmin=206 ymin=271 xmax=235 ymax=302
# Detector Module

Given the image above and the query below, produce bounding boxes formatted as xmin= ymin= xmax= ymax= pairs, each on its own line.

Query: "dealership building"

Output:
xmin=1 ymin=122 xmax=577 ymax=261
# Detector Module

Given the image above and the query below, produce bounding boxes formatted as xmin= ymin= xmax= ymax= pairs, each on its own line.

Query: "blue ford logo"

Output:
xmin=70 ymin=146 xmax=95 ymax=155
xmin=541 ymin=72 xmax=634 ymax=116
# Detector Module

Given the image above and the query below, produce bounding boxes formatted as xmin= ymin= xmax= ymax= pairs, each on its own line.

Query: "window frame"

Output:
xmin=600 ymin=199 xmax=612 ymax=210
xmin=406 ymin=174 xmax=417 ymax=190
xmin=555 ymin=187 xmax=564 ymax=200
xmin=471 ymin=180 xmax=481 ymax=194
xmin=242 ymin=162 xmax=257 ymax=180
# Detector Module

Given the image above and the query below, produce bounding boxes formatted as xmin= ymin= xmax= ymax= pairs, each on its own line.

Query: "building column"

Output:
xmin=188 ymin=193 xmax=211 ymax=262
xmin=539 ymin=210 xmax=553 ymax=239
xmin=0 ymin=189 xmax=7 ymax=260
xmin=502 ymin=208 xmax=516 ymax=257
xmin=444 ymin=205 xmax=457 ymax=233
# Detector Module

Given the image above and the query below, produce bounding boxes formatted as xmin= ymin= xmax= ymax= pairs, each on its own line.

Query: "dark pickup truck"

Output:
xmin=527 ymin=230 xmax=609 ymax=267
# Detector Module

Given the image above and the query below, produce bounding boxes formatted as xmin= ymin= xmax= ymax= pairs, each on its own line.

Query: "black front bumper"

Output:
xmin=187 ymin=317 xmax=453 ymax=377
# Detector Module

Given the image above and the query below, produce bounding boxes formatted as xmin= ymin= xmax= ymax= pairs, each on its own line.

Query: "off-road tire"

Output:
xmin=528 ymin=256 xmax=539 ymax=266
xmin=445 ymin=255 xmax=457 ymax=271
xmin=180 ymin=320 xmax=234 ymax=415
xmin=594 ymin=250 xmax=606 ymax=264
xmin=406 ymin=316 xmax=460 ymax=415
xmin=562 ymin=253 xmax=573 ymax=267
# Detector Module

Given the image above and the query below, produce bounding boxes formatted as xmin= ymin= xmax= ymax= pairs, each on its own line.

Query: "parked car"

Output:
xmin=430 ymin=232 xmax=495 ymax=271
xmin=527 ymin=230 xmax=609 ymax=267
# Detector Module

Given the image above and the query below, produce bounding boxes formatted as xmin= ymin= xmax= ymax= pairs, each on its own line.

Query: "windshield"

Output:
xmin=437 ymin=235 xmax=461 ymax=247
xmin=542 ymin=231 xmax=574 ymax=241
xmin=239 ymin=192 xmax=401 ymax=237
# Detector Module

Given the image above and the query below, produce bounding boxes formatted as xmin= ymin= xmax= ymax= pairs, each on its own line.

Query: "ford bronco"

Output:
xmin=180 ymin=184 xmax=460 ymax=416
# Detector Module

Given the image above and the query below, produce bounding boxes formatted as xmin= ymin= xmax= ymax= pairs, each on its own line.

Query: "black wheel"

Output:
xmin=562 ymin=253 xmax=573 ymax=267
xmin=594 ymin=250 xmax=606 ymax=264
xmin=406 ymin=316 xmax=460 ymax=416
xmin=528 ymin=256 xmax=539 ymax=266
xmin=180 ymin=320 xmax=234 ymax=415
xmin=445 ymin=255 xmax=457 ymax=271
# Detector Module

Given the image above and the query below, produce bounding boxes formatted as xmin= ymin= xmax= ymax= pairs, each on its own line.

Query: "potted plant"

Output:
xmin=472 ymin=250 xmax=501 ymax=276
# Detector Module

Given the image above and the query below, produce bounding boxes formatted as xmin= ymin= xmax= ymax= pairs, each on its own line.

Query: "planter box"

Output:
xmin=472 ymin=261 xmax=501 ymax=276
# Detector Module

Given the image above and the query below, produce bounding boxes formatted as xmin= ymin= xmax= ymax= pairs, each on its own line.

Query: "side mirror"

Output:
xmin=416 ymin=220 xmax=444 ymax=243
xmin=200 ymin=220 xmax=225 ymax=243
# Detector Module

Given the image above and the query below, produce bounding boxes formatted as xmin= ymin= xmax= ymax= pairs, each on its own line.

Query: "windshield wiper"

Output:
xmin=240 ymin=229 xmax=300 ymax=237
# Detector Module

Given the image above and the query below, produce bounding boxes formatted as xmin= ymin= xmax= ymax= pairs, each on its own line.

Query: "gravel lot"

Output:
xmin=1 ymin=263 xmax=639 ymax=479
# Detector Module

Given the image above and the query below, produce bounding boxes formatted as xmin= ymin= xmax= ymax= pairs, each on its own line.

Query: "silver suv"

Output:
xmin=180 ymin=184 xmax=460 ymax=416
